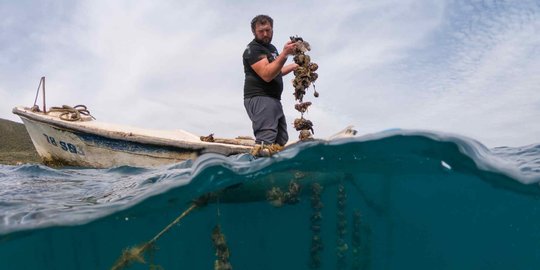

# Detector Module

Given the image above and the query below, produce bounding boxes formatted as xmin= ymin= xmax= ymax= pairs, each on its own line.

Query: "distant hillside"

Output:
xmin=0 ymin=118 xmax=41 ymax=165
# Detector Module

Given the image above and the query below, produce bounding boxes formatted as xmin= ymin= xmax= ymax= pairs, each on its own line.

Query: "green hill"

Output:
xmin=0 ymin=118 xmax=41 ymax=165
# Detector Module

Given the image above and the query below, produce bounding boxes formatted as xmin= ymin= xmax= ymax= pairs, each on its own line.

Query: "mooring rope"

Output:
xmin=110 ymin=193 xmax=213 ymax=270
xmin=110 ymin=204 xmax=198 ymax=270
xmin=48 ymin=105 xmax=96 ymax=121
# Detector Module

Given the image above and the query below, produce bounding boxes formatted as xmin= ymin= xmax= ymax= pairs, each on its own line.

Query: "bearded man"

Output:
xmin=243 ymin=15 xmax=298 ymax=150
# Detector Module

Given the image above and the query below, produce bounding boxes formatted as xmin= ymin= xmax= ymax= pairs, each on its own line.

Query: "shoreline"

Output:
xmin=0 ymin=151 xmax=41 ymax=166
xmin=0 ymin=118 xmax=41 ymax=165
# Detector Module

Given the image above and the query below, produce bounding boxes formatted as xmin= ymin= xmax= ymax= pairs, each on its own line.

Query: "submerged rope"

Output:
xmin=110 ymin=194 xmax=212 ymax=270
xmin=351 ymin=210 xmax=362 ymax=270
xmin=309 ymin=183 xmax=324 ymax=269
xmin=336 ymin=182 xmax=348 ymax=269
xmin=212 ymin=223 xmax=233 ymax=270
xmin=151 ymin=203 xmax=197 ymax=244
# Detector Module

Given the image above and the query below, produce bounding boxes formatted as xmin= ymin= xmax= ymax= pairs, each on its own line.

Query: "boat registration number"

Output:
xmin=43 ymin=133 xmax=85 ymax=155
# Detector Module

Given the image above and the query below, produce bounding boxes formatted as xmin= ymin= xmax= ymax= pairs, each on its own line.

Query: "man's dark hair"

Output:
xmin=251 ymin=15 xmax=273 ymax=32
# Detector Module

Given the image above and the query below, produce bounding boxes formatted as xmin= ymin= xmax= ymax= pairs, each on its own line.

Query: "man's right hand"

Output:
xmin=282 ymin=41 xmax=296 ymax=56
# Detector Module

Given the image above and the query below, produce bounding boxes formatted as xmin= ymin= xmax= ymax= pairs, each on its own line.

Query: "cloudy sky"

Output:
xmin=1 ymin=0 xmax=539 ymax=147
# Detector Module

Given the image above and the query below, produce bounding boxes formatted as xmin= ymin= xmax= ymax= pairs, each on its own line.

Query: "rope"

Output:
xmin=48 ymin=105 xmax=95 ymax=121
xmin=150 ymin=204 xmax=197 ymax=244
xmin=111 ymin=194 xmax=211 ymax=270
xmin=111 ymin=204 xmax=198 ymax=270
xmin=216 ymin=196 xmax=222 ymax=225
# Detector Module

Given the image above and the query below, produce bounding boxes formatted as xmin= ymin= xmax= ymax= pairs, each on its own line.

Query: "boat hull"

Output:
xmin=20 ymin=117 xmax=200 ymax=168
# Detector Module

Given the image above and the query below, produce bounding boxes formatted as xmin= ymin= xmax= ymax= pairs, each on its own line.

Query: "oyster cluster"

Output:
xmin=250 ymin=143 xmax=283 ymax=157
xmin=291 ymin=36 xmax=319 ymax=141
xmin=336 ymin=183 xmax=348 ymax=269
xmin=212 ymin=224 xmax=233 ymax=270
xmin=200 ymin=133 xmax=215 ymax=142
xmin=309 ymin=183 xmax=324 ymax=269
xmin=266 ymin=181 xmax=301 ymax=207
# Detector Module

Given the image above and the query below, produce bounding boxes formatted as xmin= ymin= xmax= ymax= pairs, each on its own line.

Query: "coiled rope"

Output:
xmin=48 ymin=105 xmax=96 ymax=121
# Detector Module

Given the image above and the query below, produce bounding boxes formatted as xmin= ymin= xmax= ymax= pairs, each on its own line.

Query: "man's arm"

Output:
xmin=250 ymin=41 xmax=296 ymax=82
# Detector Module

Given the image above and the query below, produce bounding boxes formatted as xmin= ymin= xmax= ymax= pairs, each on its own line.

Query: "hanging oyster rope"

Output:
xmin=336 ymin=182 xmax=348 ymax=269
xmin=212 ymin=224 xmax=233 ymax=270
xmin=290 ymin=36 xmax=319 ymax=141
xmin=351 ymin=210 xmax=362 ymax=270
xmin=309 ymin=183 xmax=324 ymax=269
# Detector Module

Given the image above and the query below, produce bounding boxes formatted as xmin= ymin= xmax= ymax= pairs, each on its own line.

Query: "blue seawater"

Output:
xmin=0 ymin=130 xmax=539 ymax=270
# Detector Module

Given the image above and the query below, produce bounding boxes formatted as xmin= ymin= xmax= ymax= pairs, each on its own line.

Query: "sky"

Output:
xmin=1 ymin=0 xmax=539 ymax=147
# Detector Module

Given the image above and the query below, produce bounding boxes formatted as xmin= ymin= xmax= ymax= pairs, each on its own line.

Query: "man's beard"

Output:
xmin=255 ymin=36 xmax=272 ymax=45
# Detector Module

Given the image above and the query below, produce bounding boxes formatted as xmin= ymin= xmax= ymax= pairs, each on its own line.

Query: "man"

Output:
xmin=243 ymin=14 xmax=297 ymax=152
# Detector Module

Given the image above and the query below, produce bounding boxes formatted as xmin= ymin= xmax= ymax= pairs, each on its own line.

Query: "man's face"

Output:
xmin=253 ymin=22 xmax=273 ymax=45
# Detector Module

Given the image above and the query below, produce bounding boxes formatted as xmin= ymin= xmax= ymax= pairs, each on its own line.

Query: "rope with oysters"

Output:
xmin=290 ymin=36 xmax=319 ymax=140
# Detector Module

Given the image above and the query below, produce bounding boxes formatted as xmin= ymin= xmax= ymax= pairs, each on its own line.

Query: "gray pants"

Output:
xmin=244 ymin=96 xmax=288 ymax=146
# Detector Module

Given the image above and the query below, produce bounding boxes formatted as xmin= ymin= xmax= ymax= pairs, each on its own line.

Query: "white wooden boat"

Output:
xmin=12 ymin=106 xmax=255 ymax=168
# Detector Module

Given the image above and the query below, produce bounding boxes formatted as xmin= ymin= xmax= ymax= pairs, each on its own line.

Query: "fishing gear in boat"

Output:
xmin=49 ymin=105 xmax=96 ymax=121
xmin=30 ymin=77 xmax=96 ymax=121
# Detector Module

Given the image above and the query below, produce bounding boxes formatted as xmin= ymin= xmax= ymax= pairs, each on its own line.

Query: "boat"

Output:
xmin=12 ymin=105 xmax=257 ymax=168
xmin=12 ymin=78 xmax=356 ymax=168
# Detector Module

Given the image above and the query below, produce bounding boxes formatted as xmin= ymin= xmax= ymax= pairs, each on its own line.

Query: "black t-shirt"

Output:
xmin=243 ymin=40 xmax=284 ymax=99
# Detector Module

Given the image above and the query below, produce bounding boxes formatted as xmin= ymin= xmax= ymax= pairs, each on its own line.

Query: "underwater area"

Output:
xmin=0 ymin=130 xmax=539 ymax=270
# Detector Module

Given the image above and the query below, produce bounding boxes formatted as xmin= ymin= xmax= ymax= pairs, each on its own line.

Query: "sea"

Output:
xmin=0 ymin=129 xmax=539 ymax=270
